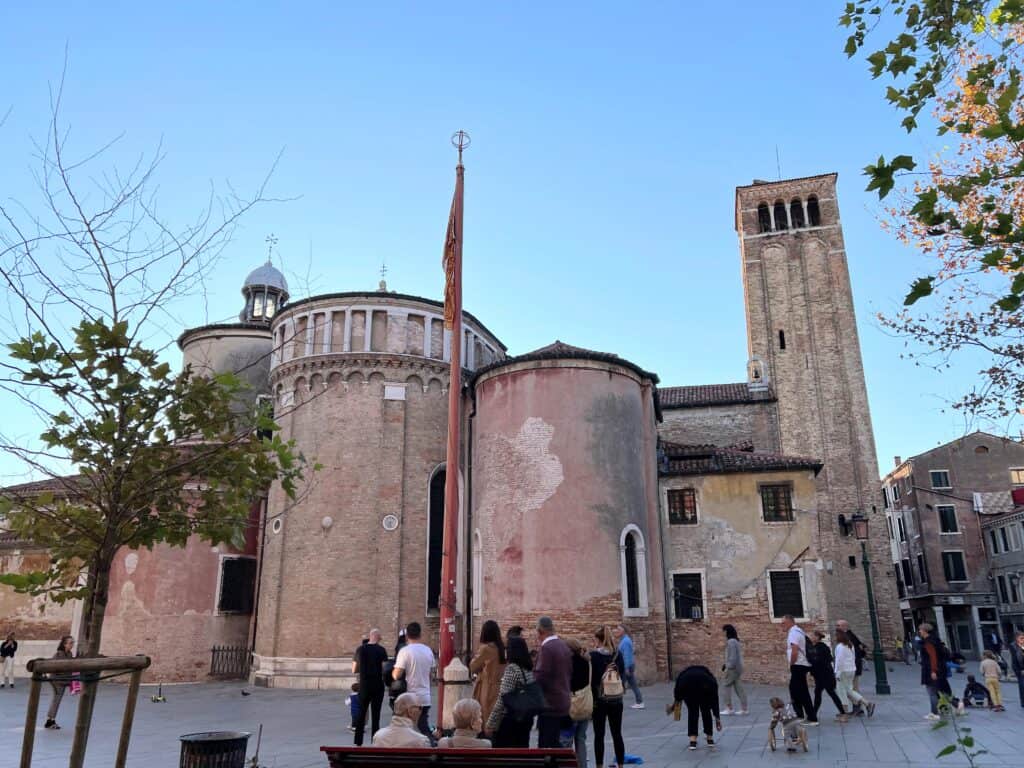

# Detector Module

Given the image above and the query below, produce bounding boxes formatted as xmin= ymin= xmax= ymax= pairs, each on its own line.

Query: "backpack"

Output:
xmin=600 ymin=652 xmax=625 ymax=700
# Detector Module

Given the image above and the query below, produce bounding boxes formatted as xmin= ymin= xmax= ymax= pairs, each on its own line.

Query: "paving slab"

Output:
xmin=1 ymin=663 xmax=1022 ymax=766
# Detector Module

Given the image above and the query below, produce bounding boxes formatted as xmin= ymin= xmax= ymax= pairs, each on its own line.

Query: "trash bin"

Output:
xmin=179 ymin=731 xmax=250 ymax=768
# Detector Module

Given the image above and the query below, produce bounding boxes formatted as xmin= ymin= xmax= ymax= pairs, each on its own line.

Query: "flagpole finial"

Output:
xmin=451 ymin=130 xmax=471 ymax=165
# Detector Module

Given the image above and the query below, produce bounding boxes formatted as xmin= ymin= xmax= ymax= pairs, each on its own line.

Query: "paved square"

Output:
xmin=1 ymin=664 xmax=1022 ymax=766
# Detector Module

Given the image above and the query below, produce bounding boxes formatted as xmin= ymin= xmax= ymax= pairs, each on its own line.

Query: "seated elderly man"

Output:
xmin=438 ymin=699 xmax=491 ymax=748
xmin=371 ymin=693 xmax=431 ymax=747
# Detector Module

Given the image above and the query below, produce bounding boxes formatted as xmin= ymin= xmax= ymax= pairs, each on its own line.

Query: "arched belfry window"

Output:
xmin=619 ymin=524 xmax=649 ymax=617
xmin=807 ymin=196 xmax=821 ymax=226
xmin=757 ymin=203 xmax=772 ymax=233
xmin=773 ymin=200 xmax=788 ymax=231
xmin=790 ymin=198 xmax=805 ymax=228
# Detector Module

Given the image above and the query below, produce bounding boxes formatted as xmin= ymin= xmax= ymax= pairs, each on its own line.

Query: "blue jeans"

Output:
xmin=624 ymin=666 xmax=643 ymax=704
xmin=573 ymin=719 xmax=588 ymax=768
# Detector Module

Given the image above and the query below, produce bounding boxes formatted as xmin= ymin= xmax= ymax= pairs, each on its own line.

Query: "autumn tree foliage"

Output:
xmin=842 ymin=1 xmax=1024 ymax=421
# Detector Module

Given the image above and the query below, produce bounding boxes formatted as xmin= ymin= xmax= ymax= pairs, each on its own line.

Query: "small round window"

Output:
xmin=272 ymin=518 xmax=283 ymax=534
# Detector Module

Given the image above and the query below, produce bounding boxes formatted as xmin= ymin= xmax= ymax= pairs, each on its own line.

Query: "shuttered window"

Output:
xmin=768 ymin=570 xmax=804 ymax=619
xmin=218 ymin=557 xmax=257 ymax=614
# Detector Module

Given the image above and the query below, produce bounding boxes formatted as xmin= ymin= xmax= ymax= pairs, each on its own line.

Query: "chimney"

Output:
xmin=894 ymin=456 xmax=902 ymax=468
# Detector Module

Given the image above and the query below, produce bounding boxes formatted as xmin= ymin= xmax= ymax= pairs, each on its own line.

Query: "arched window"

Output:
xmin=807 ymin=196 xmax=821 ymax=226
xmin=773 ymin=200 xmax=788 ymax=230
xmin=757 ymin=203 xmax=772 ymax=233
xmin=619 ymin=525 xmax=649 ymax=617
xmin=790 ymin=198 xmax=805 ymax=228
xmin=427 ymin=467 xmax=446 ymax=612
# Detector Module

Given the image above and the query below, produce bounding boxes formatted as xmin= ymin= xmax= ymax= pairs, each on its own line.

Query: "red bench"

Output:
xmin=320 ymin=746 xmax=578 ymax=768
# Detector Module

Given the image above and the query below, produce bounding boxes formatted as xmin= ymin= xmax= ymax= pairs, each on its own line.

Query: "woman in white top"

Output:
xmin=834 ymin=629 xmax=874 ymax=720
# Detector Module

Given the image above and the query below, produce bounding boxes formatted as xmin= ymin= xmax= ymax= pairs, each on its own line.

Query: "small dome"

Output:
xmin=244 ymin=261 xmax=288 ymax=293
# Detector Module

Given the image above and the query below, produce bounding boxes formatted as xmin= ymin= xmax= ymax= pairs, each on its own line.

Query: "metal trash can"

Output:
xmin=179 ymin=731 xmax=250 ymax=768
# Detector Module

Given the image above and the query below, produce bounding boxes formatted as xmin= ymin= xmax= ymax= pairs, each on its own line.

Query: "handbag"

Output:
xmin=501 ymin=670 xmax=546 ymax=722
xmin=570 ymin=659 xmax=593 ymax=721
xmin=600 ymin=652 xmax=624 ymax=700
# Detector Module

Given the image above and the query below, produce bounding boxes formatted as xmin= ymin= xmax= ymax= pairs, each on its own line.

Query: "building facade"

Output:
xmin=882 ymin=432 xmax=1024 ymax=658
xmin=1 ymin=172 xmax=900 ymax=685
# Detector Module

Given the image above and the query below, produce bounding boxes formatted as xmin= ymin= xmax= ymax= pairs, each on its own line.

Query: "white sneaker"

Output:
xmin=721 ymin=707 xmax=735 ymax=715
xmin=737 ymin=709 xmax=749 ymax=715
xmin=924 ymin=713 xmax=941 ymax=721
xmin=631 ymin=703 xmax=645 ymax=710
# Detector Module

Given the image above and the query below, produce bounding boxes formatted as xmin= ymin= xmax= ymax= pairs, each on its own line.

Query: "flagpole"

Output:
xmin=438 ymin=130 xmax=469 ymax=729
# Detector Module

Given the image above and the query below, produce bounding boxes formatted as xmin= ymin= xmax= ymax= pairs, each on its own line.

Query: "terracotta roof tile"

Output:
xmin=658 ymin=383 xmax=774 ymax=408
xmin=660 ymin=442 xmax=822 ymax=477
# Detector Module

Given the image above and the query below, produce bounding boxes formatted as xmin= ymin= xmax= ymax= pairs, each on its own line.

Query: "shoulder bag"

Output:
xmin=501 ymin=669 xmax=546 ymax=722
xmin=570 ymin=658 xmax=594 ymax=721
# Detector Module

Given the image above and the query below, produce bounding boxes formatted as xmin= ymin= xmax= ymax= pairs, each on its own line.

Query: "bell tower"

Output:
xmin=735 ymin=173 xmax=898 ymax=642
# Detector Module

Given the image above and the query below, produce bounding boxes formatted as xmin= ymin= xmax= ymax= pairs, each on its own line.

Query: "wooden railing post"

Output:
xmin=19 ymin=673 xmax=42 ymax=768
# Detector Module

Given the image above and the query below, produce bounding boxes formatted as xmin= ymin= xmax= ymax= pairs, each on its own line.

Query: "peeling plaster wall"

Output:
xmin=473 ymin=360 xmax=668 ymax=680
xmin=660 ymin=469 xmax=822 ymax=683
xmin=0 ymin=549 xmax=75 ymax=641
xmin=101 ymin=536 xmax=251 ymax=682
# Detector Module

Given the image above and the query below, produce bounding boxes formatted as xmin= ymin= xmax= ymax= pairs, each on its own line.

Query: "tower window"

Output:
xmin=624 ymin=533 xmax=639 ymax=609
xmin=427 ymin=468 xmax=446 ymax=612
xmin=757 ymin=203 xmax=772 ymax=233
xmin=807 ymin=196 xmax=821 ymax=226
xmin=773 ymin=200 xmax=788 ymax=231
xmin=778 ymin=330 xmax=786 ymax=350
xmin=252 ymin=293 xmax=265 ymax=319
xmin=790 ymin=198 xmax=805 ymax=228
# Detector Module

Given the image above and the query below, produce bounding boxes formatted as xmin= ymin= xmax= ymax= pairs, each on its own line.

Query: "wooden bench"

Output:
xmin=320 ymin=746 xmax=578 ymax=768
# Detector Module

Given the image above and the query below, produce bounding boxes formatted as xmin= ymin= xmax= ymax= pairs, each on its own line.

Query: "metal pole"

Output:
xmin=20 ymin=673 xmax=42 ymax=768
xmin=114 ymin=667 xmax=144 ymax=768
xmin=861 ymin=540 xmax=892 ymax=695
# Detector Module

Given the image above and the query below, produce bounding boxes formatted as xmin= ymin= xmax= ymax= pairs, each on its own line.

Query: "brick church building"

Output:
xmin=1 ymin=172 xmax=900 ymax=686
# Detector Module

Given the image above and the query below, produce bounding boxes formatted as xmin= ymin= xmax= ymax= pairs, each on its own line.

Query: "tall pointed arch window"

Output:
xmin=619 ymin=524 xmax=649 ymax=617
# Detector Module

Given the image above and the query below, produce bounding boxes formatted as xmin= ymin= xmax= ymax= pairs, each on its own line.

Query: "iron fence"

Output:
xmin=210 ymin=645 xmax=251 ymax=679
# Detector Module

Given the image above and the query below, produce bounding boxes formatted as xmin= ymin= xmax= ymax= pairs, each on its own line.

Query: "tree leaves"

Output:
xmin=865 ymin=155 xmax=917 ymax=198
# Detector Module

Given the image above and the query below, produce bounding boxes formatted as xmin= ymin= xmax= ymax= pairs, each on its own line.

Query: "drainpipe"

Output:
xmin=249 ymin=496 xmax=268 ymax=656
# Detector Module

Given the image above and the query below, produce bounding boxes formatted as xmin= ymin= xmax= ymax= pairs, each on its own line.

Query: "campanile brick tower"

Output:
xmin=735 ymin=174 xmax=899 ymax=647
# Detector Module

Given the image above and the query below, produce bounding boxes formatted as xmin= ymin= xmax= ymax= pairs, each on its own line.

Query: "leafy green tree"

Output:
xmin=0 ymin=91 xmax=311 ymax=756
xmin=842 ymin=1 xmax=1024 ymax=420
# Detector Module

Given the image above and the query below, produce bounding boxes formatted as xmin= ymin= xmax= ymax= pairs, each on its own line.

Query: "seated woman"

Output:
xmin=438 ymin=699 xmax=492 ymax=748
xmin=372 ymin=693 xmax=431 ymax=747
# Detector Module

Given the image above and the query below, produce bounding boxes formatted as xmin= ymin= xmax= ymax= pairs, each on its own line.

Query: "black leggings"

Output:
xmin=593 ymin=699 xmax=625 ymax=767
xmin=684 ymin=699 xmax=715 ymax=740
xmin=812 ymin=676 xmax=845 ymax=716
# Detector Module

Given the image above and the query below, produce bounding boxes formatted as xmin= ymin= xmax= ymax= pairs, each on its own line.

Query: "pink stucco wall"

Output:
xmin=473 ymin=360 xmax=664 ymax=624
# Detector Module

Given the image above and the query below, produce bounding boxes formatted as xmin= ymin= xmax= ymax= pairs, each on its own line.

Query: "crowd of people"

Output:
xmin=348 ymin=615 xmax=1024 ymax=763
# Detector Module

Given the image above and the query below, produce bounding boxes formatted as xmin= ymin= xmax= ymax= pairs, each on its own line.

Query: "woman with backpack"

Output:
xmin=566 ymin=638 xmax=592 ymax=768
xmin=485 ymin=636 xmax=536 ymax=747
xmin=590 ymin=626 xmax=626 ymax=768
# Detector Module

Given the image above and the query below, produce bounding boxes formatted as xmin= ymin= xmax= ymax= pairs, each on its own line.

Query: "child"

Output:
xmin=768 ymin=696 xmax=807 ymax=753
xmin=980 ymin=651 xmax=1005 ymax=711
xmin=346 ymin=682 xmax=362 ymax=732
xmin=961 ymin=675 xmax=992 ymax=709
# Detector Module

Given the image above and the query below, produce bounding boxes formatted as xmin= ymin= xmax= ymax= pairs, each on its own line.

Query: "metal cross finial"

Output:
xmin=265 ymin=234 xmax=278 ymax=263
xmin=380 ymin=260 xmax=388 ymax=281
xmin=451 ymin=130 xmax=471 ymax=164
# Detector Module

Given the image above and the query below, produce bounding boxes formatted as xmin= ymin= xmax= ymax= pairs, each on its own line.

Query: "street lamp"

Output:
xmin=851 ymin=512 xmax=891 ymax=695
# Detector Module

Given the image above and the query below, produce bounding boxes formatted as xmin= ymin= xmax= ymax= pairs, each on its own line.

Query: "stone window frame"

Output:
xmin=766 ymin=568 xmax=807 ymax=622
xmin=619 ymin=524 xmax=649 ymax=618
xmin=665 ymin=487 xmax=699 ymax=526
xmin=940 ymin=549 xmax=969 ymax=583
xmin=758 ymin=482 xmax=795 ymax=524
xmin=669 ymin=568 xmax=707 ymax=622
xmin=929 ymin=469 xmax=952 ymax=490
xmin=214 ymin=553 xmax=257 ymax=616
xmin=936 ymin=504 xmax=959 ymax=535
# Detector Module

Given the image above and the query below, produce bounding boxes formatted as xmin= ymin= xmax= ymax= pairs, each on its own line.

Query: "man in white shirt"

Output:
xmin=781 ymin=614 xmax=818 ymax=725
xmin=393 ymin=622 xmax=437 ymax=740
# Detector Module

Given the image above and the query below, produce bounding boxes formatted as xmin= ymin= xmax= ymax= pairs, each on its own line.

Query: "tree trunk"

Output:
xmin=69 ymin=554 xmax=113 ymax=768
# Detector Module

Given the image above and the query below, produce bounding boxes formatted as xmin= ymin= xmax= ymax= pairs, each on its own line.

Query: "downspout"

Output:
xmin=249 ymin=495 xmax=269 ymax=656
xmin=463 ymin=380 xmax=477 ymax=661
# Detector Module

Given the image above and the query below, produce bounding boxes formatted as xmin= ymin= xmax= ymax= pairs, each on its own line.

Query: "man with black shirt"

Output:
xmin=352 ymin=628 xmax=388 ymax=745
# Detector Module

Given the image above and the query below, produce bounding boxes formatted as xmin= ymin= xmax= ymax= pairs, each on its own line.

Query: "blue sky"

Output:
xmin=0 ymin=2 xmax=1001 ymax=481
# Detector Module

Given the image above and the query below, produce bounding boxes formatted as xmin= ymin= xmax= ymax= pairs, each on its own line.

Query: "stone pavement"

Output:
xmin=1 ymin=664 xmax=1023 ymax=767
